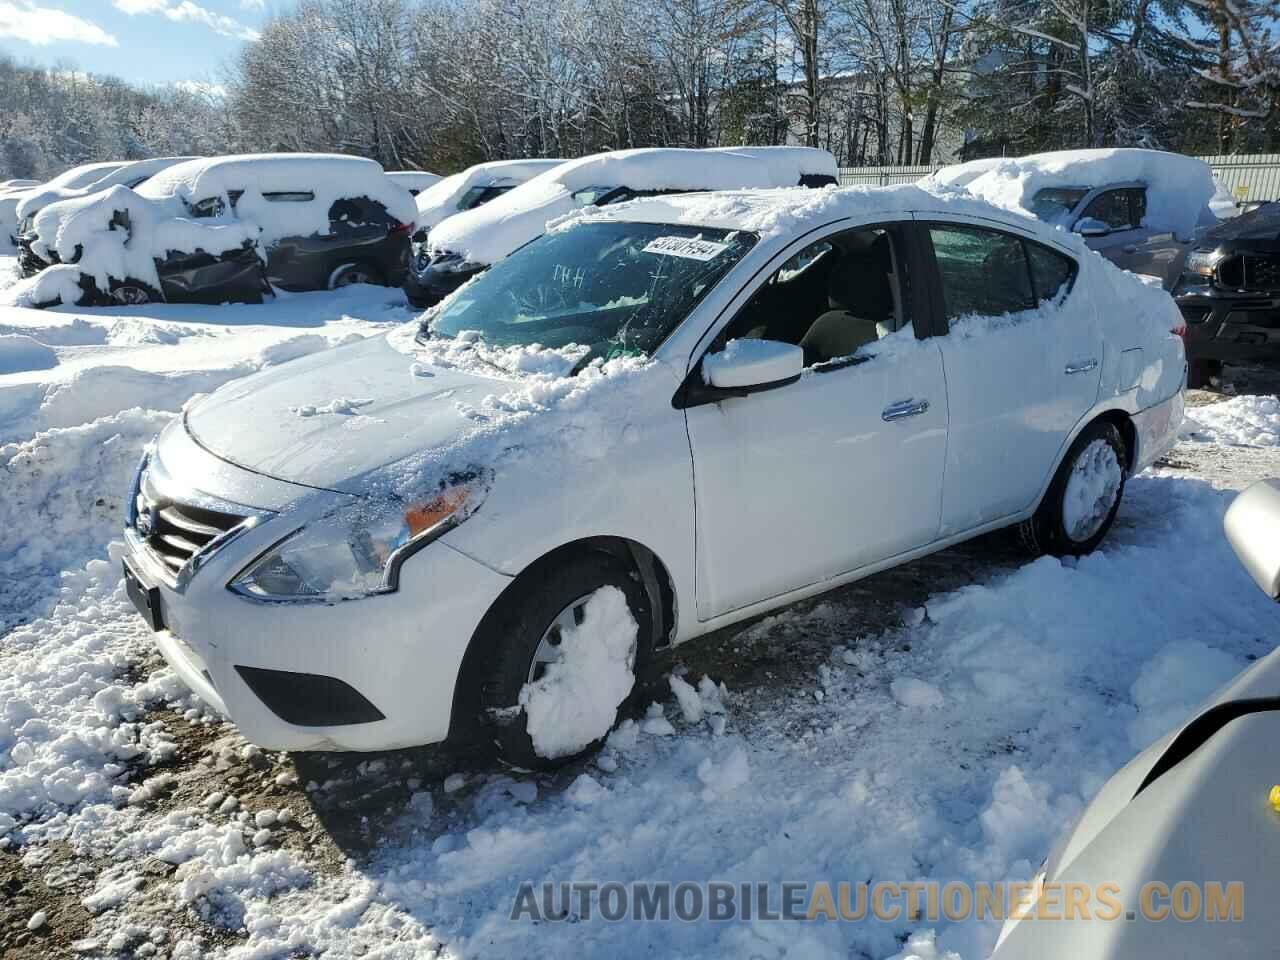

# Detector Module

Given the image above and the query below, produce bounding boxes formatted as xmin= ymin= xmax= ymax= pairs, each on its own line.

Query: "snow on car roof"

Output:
xmin=927 ymin=148 xmax=1216 ymax=240
xmin=15 ymin=157 xmax=199 ymax=219
xmin=136 ymin=153 xmax=393 ymax=201
xmin=413 ymin=159 xmax=566 ymax=230
xmin=561 ymin=182 xmax=1077 ymax=253
xmin=708 ymin=146 xmax=838 ymax=181
xmin=427 ymin=147 xmax=824 ymax=266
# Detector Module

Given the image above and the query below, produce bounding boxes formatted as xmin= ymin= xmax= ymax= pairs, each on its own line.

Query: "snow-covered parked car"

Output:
xmin=990 ymin=477 xmax=1280 ymax=959
xmin=14 ymin=155 xmax=198 ymax=268
xmin=2 ymin=160 xmax=128 ymax=249
xmin=403 ymin=158 xmax=566 ymax=304
xmin=409 ymin=146 xmax=838 ymax=307
xmin=15 ymin=153 xmax=418 ymax=307
xmin=928 ymin=149 xmax=1218 ymax=288
xmin=118 ymin=183 xmax=1184 ymax=768
xmin=386 ymin=170 xmax=443 ymax=196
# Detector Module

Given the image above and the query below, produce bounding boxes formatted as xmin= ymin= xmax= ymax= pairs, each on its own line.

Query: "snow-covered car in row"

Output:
xmin=991 ymin=478 xmax=1280 ymax=959
xmin=386 ymin=170 xmax=442 ymax=196
xmin=403 ymin=158 xmax=566 ymax=304
xmin=2 ymin=161 xmax=128 ymax=249
xmin=15 ymin=153 xmax=418 ymax=307
xmin=15 ymin=155 xmax=199 ymax=268
xmin=929 ymin=149 xmax=1218 ymax=288
xmin=118 ymin=183 xmax=1185 ymax=768
xmin=1173 ymin=201 xmax=1280 ymax=386
xmin=408 ymin=146 xmax=839 ymax=307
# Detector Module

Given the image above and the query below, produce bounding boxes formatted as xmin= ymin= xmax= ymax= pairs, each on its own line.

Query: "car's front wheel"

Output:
xmin=329 ymin=262 xmax=381 ymax=289
xmin=109 ymin=280 xmax=159 ymax=306
xmin=1019 ymin=420 xmax=1127 ymax=557
xmin=472 ymin=551 xmax=653 ymax=769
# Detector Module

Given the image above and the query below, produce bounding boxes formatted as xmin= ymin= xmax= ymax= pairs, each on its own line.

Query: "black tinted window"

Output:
xmin=264 ymin=191 xmax=315 ymax=203
xmin=1026 ymin=242 xmax=1076 ymax=304
xmin=929 ymin=226 xmax=1033 ymax=320
xmin=329 ymin=196 xmax=392 ymax=226
xmin=1081 ymin=190 xmax=1134 ymax=229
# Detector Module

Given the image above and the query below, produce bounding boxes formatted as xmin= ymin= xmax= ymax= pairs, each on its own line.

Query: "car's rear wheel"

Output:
xmin=1187 ymin=358 xmax=1221 ymax=389
xmin=110 ymin=281 xmax=157 ymax=306
xmin=1018 ymin=420 xmax=1127 ymax=557
xmin=329 ymin=262 xmax=381 ymax=289
xmin=471 ymin=552 xmax=653 ymax=770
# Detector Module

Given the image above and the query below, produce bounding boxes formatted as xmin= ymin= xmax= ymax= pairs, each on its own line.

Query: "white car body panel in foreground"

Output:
xmin=992 ymin=643 xmax=1280 ymax=959
xmin=124 ymin=184 xmax=1185 ymax=751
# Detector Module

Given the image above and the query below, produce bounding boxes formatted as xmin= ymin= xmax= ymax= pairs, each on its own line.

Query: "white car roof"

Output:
xmin=136 ymin=153 xmax=389 ymax=202
xmin=428 ymin=147 xmax=832 ymax=265
xmin=413 ymin=159 xmax=566 ymax=229
xmin=927 ymin=148 xmax=1216 ymax=240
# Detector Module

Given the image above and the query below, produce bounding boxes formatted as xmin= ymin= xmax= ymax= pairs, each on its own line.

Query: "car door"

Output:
xmin=682 ymin=221 xmax=949 ymax=620
xmin=919 ymin=216 xmax=1101 ymax=534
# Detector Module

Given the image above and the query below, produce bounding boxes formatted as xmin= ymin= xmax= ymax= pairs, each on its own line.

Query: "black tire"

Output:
xmin=1187 ymin=358 xmax=1221 ymax=389
xmin=472 ymin=551 xmax=653 ymax=770
xmin=1018 ymin=420 xmax=1127 ymax=557
xmin=329 ymin=262 xmax=382 ymax=289
xmin=107 ymin=278 xmax=161 ymax=306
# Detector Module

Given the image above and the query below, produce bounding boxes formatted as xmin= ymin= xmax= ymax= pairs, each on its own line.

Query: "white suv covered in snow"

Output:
xmin=120 ymin=183 xmax=1185 ymax=768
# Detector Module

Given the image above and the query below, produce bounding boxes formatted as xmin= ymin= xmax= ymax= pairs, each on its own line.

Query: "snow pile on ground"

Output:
xmin=925 ymin=148 xmax=1216 ymax=238
xmin=519 ymin=585 xmax=639 ymax=759
xmin=1184 ymin=394 xmax=1280 ymax=446
xmin=0 ymin=333 xmax=57 ymax=373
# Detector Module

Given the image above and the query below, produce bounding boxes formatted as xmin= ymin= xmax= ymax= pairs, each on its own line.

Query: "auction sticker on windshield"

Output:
xmin=642 ymin=236 xmax=730 ymax=260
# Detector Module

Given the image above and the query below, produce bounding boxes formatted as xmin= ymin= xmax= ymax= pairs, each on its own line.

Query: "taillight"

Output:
xmin=390 ymin=221 xmax=413 ymax=237
xmin=1171 ymin=320 xmax=1187 ymax=338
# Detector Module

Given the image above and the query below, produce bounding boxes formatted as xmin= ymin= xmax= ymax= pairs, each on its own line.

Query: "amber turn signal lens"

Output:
xmin=404 ymin=487 xmax=470 ymax=537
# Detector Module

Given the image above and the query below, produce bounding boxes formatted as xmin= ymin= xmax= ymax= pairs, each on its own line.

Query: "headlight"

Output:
xmin=1185 ymin=248 xmax=1224 ymax=278
xmin=432 ymin=254 xmax=484 ymax=275
xmin=229 ymin=474 xmax=487 ymax=602
xmin=18 ymin=215 xmax=33 ymax=235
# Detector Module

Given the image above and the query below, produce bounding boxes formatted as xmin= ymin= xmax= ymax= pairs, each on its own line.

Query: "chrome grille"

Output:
xmin=134 ymin=469 xmax=246 ymax=578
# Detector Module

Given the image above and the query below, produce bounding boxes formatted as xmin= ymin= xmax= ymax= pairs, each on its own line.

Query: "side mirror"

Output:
xmin=675 ymin=339 xmax=804 ymax=409
xmin=412 ymin=228 xmax=428 ymax=244
xmin=1074 ymin=217 xmax=1110 ymax=238
xmin=1224 ymin=478 xmax=1280 ymax=600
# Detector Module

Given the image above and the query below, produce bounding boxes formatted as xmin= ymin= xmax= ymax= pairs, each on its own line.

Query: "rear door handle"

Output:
xmin=882 ymin=398 xmax=930 ymax=422
xmin=1065 ymin=359 xmax=1098 ymax=375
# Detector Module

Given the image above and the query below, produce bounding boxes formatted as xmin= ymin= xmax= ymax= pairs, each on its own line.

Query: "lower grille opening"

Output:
xmin=235 ymin=666 xmax=385 ymax=726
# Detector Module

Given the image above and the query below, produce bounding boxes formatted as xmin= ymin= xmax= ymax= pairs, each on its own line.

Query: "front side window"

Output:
xmin=458 ymin=185 xmax=513 ymax=211
xmin=189 ymin=196 xmax=225 ymax=218
xmin=713 ymin=226 xmax=908 ymax=368
xmin=425 ymin=221 xmax=756 ymax=366
xmin=1080 ymin=190 xmax=1135 ymax=230
xmin=929 ymin=226 xmax=1034 ymax=320
xmin=1029 ymin=187 xmax=1088 ymax=224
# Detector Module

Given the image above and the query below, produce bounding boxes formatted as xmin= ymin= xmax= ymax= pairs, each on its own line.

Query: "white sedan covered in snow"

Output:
xmin=119 ymin=184 xmax=1186 ymax=768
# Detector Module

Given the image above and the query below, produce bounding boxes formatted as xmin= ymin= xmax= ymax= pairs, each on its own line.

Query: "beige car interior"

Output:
xmin=717 ymin=227 xmax=907 ymax=367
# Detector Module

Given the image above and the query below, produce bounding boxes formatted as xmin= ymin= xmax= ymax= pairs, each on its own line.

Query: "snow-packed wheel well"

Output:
xmin=446 ymin=536 xmax=676 ymax=743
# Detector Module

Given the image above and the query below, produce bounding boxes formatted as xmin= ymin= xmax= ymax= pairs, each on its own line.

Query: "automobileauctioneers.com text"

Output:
xmin=510 ymin=880 xmax=1244 ymax=924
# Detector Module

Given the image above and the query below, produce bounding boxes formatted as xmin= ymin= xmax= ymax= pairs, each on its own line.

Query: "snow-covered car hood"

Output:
xmin=183 ymin=333 xmax=508 ymax=493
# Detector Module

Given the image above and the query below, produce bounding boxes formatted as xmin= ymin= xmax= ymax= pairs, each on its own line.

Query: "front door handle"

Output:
xmin=882 ymin=398 xmax=930 ymax=422
xmin=1065 ymin=359 xmax=1098 ymax=375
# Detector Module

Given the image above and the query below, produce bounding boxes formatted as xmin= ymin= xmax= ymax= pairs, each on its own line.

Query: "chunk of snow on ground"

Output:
xmin=1184 ymin=394 xmax=1280 ymax=447
xmin=518 ymin=585 xmax=639 ymax=759
xmin=290 ymin=396 xmax=374 ymax=417
xmin=891 ymin=677 xmax=945 ymax=709
xmin=565 ymin=773 xmax=608 ymax=806
xmin=0 ymin=333 xmax=57 ymax=373
xmin=696 ymin=745 xmax=750 ymax=799
xmin=640 ymin=702 xmax=676 ymax=736
xmin=1127 ymin=639 xmax=1243 ymax=750
xmin=669 ymin=674 xmax=703 ymax=722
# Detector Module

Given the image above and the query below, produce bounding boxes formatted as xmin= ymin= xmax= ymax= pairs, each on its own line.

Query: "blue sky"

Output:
xmin=0 ymin=0 xmax=275 ymax=88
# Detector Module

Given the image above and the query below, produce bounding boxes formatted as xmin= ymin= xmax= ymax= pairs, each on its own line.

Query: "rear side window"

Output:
xmin=264 ymin=191 xmax=315 ymax=203
xmin=329 ymin=196 xmax=392 ymax=227
xmin=1026 ymin=241 xmax=1076 ymax=304
xmin=928 ymin=226 xmax=1034 ymax=319
xmin=1081 ymin=188 xmax=1145 ymax=230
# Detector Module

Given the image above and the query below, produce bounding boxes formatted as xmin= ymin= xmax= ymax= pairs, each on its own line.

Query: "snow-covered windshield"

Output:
xmin=1029 ymin=187 xmax=1088 ymax=223
xmin=423 ymin=221 xmax=756 ymax=365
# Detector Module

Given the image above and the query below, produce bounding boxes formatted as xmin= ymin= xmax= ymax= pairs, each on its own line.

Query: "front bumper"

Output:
xmin=122 ymin=440 xmax=512 ymax=752
xmin=1175 ymin=280 xmax=1280 ymax=365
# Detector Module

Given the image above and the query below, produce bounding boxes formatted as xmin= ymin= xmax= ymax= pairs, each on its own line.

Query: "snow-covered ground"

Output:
xmin=2 ymin=254 xmax=1279 ymax=960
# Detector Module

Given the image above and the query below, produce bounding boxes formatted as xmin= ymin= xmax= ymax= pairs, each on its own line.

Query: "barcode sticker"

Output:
xmin=642 ymin=236 xmax=729 ymax=261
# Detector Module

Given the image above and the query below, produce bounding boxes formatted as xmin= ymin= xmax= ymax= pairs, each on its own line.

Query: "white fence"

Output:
xmin=839 ymin=154 xmax=1280 ymax=201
